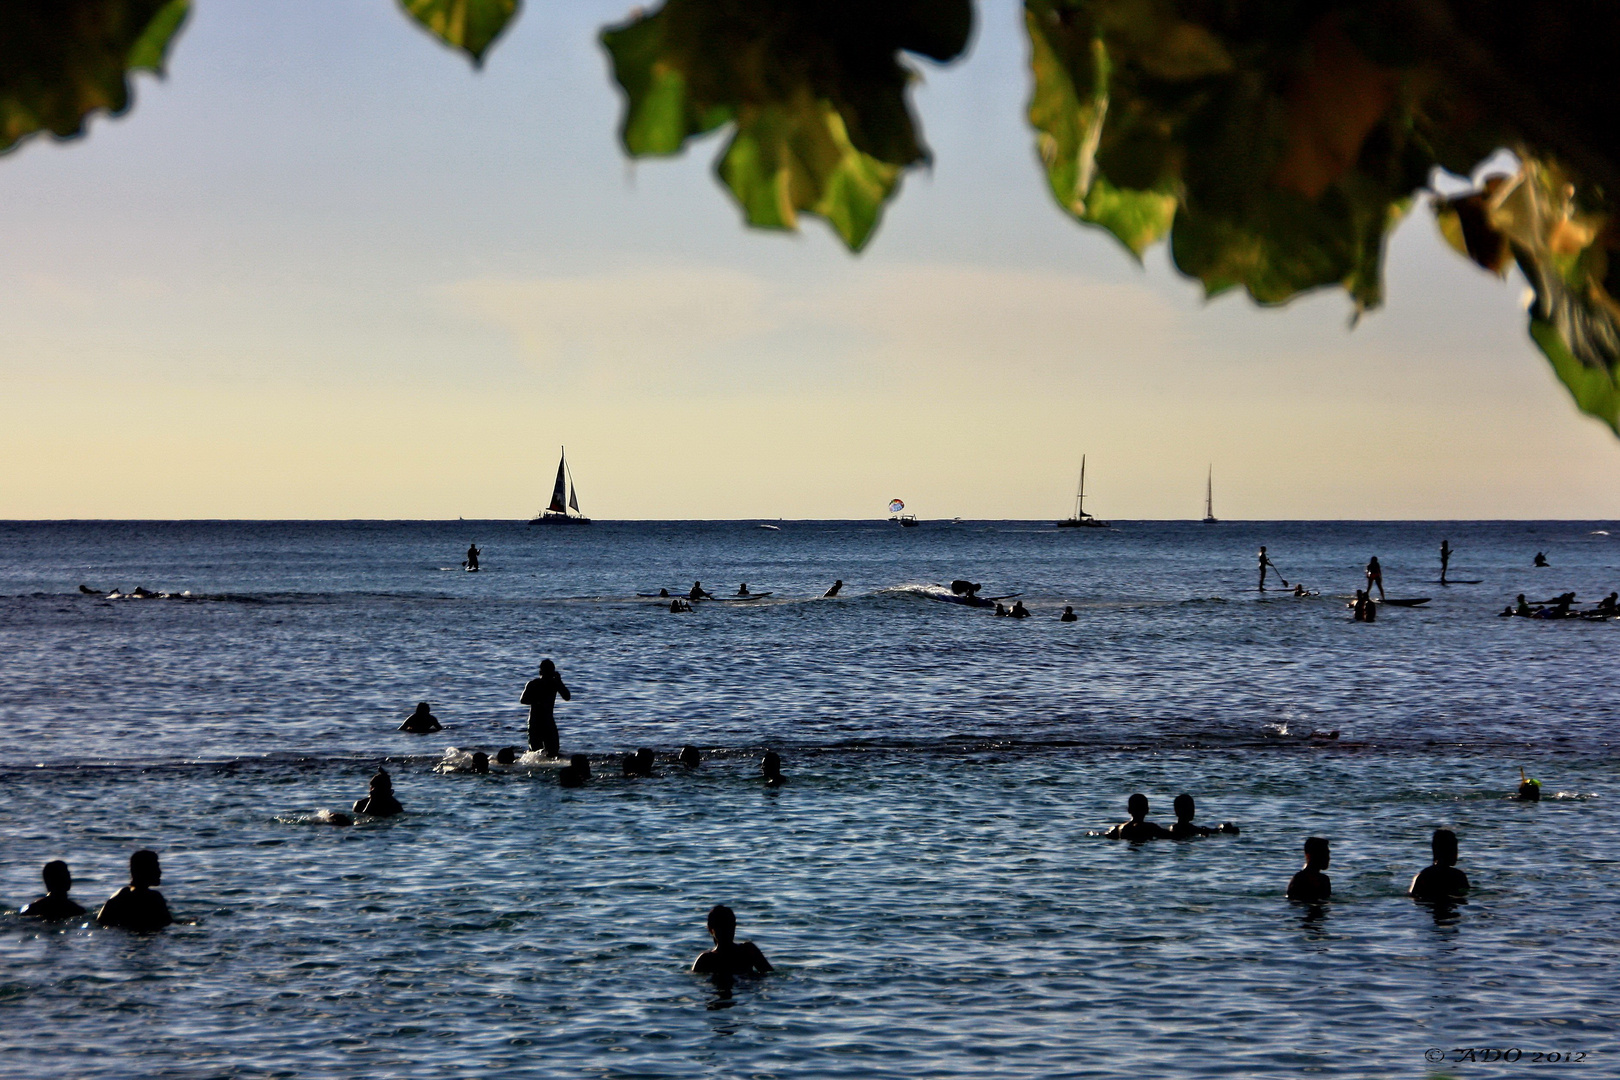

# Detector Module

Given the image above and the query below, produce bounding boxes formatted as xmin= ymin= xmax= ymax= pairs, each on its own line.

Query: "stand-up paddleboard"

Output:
xmin=1377 ymin=597 xmax=1431 ymax=607
xmin=712 ymin=592 xmax=773 ymax=602
xmin=1434 ymin=579 xmax=1482 ymax=585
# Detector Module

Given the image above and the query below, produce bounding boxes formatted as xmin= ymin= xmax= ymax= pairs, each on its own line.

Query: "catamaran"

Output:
xmin=1202 ymin=466 xmax=1219 ymax=524
xmin=1056 ymin=455 xmax=1109 ymax=528
xmin=530 ymin=447 xmax=591 ymax=525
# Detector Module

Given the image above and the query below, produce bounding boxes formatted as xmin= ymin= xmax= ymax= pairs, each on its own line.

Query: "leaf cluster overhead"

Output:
xmin=3 ymin=0 xmax=1620 ymax=432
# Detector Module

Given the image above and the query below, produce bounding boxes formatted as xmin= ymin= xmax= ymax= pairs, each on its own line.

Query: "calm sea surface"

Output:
xmin=1 ymin=520 xmax=1616 ymax=1078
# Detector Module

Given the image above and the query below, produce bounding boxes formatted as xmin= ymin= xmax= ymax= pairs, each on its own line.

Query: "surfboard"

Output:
xmin=713 ymin=592 xmax=773 ymax=602
xmin=1434 ymin=579 xmax=1482 ymax=585
xmin=1378 ymin=597 xmax=1431 ymax=607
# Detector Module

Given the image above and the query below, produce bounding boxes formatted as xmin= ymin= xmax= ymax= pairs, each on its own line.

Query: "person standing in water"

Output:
xmin=1408 ymin=828 xmax=1470 ymax=901
xmin=1258 ymin=547 xmax=1283 ymax=591
xmin=465 ymin=543 xmax=480 ymax=571
xmin=691 ymin=904 xmax=773 ymax=976
xmin=521 ymin=659 xmax=571 ymax=757
xmin=1439 ymin=539 xmax=1452 ymax=585
xmin=1286 ymin=837 xmax=1332 ymax=902
xmin=96 ymin=850 xmax=174 ymax=931
xmin=1365 ymin=556 xmax=1385 ymax=600
xmin=21 ymin=860 xmax=86 ymax=921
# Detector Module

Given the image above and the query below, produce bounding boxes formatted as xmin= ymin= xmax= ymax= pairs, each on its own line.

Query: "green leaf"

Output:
xmin=0 ymin=0 xmax=191 ymax=154
xmin=1530 ymin=315 xmax=1620 ymax=435
xmin=717 ymin=97 xmax=901 ymax=250
xmin=399 ymin=0 xmax=519 ymax=66
xmin=601 ymin=0 xmax=971 ymax=251
xmin=127 ymin=0 xmax=188 ymax=73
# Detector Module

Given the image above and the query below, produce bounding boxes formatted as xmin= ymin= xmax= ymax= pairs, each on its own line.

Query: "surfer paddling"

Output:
xmin=688 ymin=581 xmax=713 ymax=601
xmin=521 ymin=659 xmax=571 ymax=757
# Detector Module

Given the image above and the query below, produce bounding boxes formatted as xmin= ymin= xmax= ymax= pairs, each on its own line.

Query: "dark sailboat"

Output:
xmin=1056 ymin=455 xmax=1109 ymax=528
xmin=1202 ymin=466 xmax=1219 ymax=524
xmin=530 ymin=447 xmax=591 ymax=525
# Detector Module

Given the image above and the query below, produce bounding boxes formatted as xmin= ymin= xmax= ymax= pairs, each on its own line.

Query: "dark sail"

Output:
xmin=568 ymin=483 xmax=579 ymax=513
xmin=548 ymin=457 xmax=568 ymax=513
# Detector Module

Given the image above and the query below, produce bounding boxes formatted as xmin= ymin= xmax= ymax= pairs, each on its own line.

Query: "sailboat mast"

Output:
xmin=1077 ymin=455 xmax=1087 ymax=518
xmin=1206 ymin=466 xmax=1213 ymax=518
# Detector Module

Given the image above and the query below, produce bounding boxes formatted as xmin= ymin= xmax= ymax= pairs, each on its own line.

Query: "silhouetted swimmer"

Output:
xmin=470 ymin=751 xmax=489 ymax=774
xmin=1286 ymin=837 xmax=1331 ymax=902
xmin=1293 ymin=583 xmax=1308 ymax=597
xmin=1517 ymin=768 xmax=1542 ymax=802
xmin=1105 ymin=793 xmax=1172 ymax=841
xmin=994 ymin=602 xmax=1008 ymax=617
xmin=762 ymin=751 xmax=786 ymax=787
xmin=399 ymin=701 xmax=443 ymax=734
xmin=621 ymin=752 xmax=638 ymax=778
xmin=1168 ymin=794 xmax=1239 ymax=839
xmin=658 ymin=588 xmax=670 ymax=597
xmin=495 ymin=746 xmax=519 ymax=765
xmin=1408 ymin=828 xmax=1469 ymax=901
xmin=571 ymin=753 xmax=591 ymax=780
xmin=1352 ymin=589 xmax=1376 ymax=622
xmin=1365 ymin=556 xmax=1385 ymax=600
xmin=1534 ymin=551 xmax=1549 ymax=567
xmin=633 ymin=747 xmax=656 ymax=776
xmin=78 ymin=584 xmax=96 ymax=595
xmin=688 ymin=581 xmax=713 ymax=601
xmin=680 ymin=745 xmax=701 ymax=768
xmin=1009 ymin=600 xmax=1030 ymax=619
xmin=353 ymin=768 xmax=403 ymax=816
xmin=669 ymin=598 xmax=692 ymax=613
xmin=824 ymin=580 xmax=844 ymax=597
xmin=1515 ymin=593 xmax=1534 ymax=617
xmin=1597 ymin=591 xmax=1619 ymax=614
xmin=96 ymin=850 xmax=174 ymax=932
xmin=1060 ymin=605 xmax=1077 ymax=621
xmin=691 ymin=904 xmax=772 ymax=976
xmin=559 ymin=754 xmax=591 ymax=787
xmin=520 ymin=659 xmax=570 ymax=757
xmin=21 ymin=860 xmax=86 ymax=921
xmin=737 ymin=583 xmax=750 ymax=596
xmin=465 ymin=543 xmax=480 ymax=570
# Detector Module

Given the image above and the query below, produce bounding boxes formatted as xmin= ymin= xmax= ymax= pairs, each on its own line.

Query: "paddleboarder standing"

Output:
xmin=1365 ymin=556 xmax=1385 ymax=601
xmin=1439 ymin=539 xmax=1451 ymax=585
xmin=1258 ymin=547 xmax=1286 ymax=591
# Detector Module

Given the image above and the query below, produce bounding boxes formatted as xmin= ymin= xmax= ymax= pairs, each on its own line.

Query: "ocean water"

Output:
xmin=1 ymin=519 xmax=1616 ymax=1078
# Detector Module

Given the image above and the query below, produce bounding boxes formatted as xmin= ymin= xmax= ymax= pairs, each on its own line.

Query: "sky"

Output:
xmin=1 ymin=0 xmax=1617 ymax=520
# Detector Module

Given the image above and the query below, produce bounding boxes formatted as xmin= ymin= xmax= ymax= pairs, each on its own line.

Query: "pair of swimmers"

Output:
xmin=1103 ymin=793 xmax=1239 ymax=841
xmin=1351 ymin=589 xmax=1378 ymax=622
xmin=20 ymin=851 xmax=174 ymax=932
xmin=1285 ymin=829 xmax=1470 ymax=903
xmin=994 ymin=601 xmax=1031 ymax=618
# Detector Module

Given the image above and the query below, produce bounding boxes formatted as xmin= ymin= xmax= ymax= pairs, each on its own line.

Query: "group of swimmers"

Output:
xmin=1500 ymin=591 xmax=1618 ymax=619
xmin=17 ymin=850 xmax=174 ymax=932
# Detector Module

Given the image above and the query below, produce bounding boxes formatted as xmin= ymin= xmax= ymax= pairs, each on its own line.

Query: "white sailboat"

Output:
xmin=530 ymin=447 xmax=591 ymax=525
xmin=1202 ymin=466 xmax=1219 ymax=524
xmin=1056 ymin=455 xmax=1109 ymax=528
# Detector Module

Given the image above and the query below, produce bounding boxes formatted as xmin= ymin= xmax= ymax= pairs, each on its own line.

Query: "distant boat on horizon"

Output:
xmin=890 ymin=497 xmax=918 ymax=527
xmin=1057 ymin=455 xmax=1109 ymax=528
xmin=530 ymin=447 xmax=591 ymax=525
xmin=1202 ymin=466 xmax=1219 ymax=524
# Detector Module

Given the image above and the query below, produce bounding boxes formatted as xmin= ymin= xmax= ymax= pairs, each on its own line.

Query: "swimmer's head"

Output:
xmin=762 ymin=751 xmax=782 ymax=778
xmin=370 ymin=769 xmax=393 ymax=793
xmin=622 ymin=752 xmax=637 ymax=777
xmin=1127 ymin=793 xmax=1149 ymax=820
xmin=1431 ymin=828 xmax=1458 ymax=866
xmin=635 ymin=748 xmax=654 ymax=774
xmin=43 ymin=860 xmax=71 ymax=894
xmin=413 ymin=701 xmax=430 ymax=714
xmin=680 ymin=745 xmax=701 ymax=768
xmin=130 ymin=849 xmax=161 ymax=888
xmin=1303 ymin=836 xmax=1330 ymax=868
xmin=570 ymin=753 xmax=591 ymax=779
xmin=471 ymin=752 xmax=489 ymax=774
xmin=706 ymin=904 xmax=737 ymax=944
xmin=539 ymin=659 xmax=555 ymax=674
xmin=496 ymin=746 xmax=518 ymax=765
xmin=1173 ymin=794 xmax=1195 ymax=821
xmin=1517 ymin=776 xmax=1542 ymax=801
